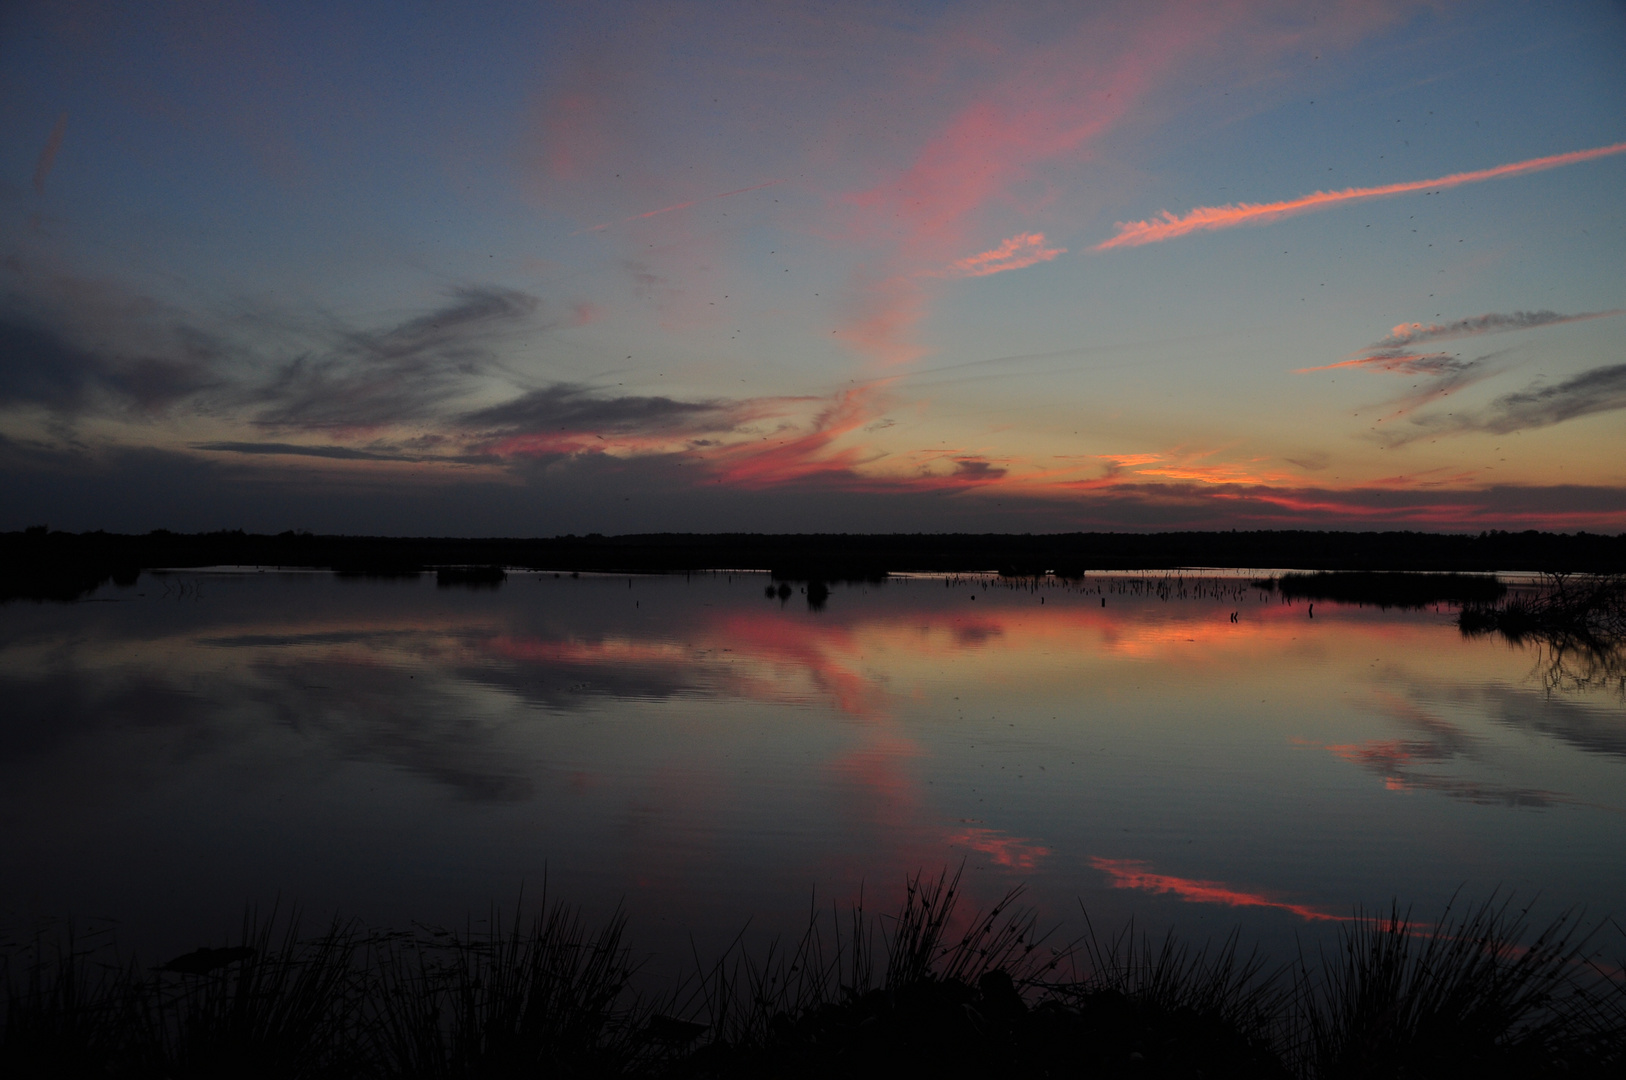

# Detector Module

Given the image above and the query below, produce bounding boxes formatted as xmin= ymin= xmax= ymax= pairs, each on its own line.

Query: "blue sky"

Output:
xmin=2 ymin=0 xmax=1623 ymax=533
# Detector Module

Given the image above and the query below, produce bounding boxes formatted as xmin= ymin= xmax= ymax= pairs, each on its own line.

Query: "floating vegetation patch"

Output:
xmin=435 ymin=565 xmax=508 ymax=589
xmin=1274 ymin=571 xmax=1507 ymax=609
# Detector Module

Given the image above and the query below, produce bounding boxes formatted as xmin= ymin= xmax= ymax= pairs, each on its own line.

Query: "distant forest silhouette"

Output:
xmin=3 ymin=527 xmax=1625 ymax=603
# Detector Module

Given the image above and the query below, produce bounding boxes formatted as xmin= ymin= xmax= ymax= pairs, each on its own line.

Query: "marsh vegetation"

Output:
xmin=1460 ymin=574 xmax=1626 ymax=697
xmin=5 ymin=874 xmax=1622 ymax=1078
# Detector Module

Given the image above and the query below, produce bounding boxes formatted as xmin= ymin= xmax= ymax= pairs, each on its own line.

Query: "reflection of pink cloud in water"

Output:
xmin=948 ymin=826 xmax=1051 ymax=870
xmin=828 ymin=733 xmax=922 ymax=817
xmin=714 ymin=612 xmax=890 ymax=717
xmin=1091 ymin=857 xmax=1341 ymax=922
xmin=473 ymin=586 xmax=1472 ymax=731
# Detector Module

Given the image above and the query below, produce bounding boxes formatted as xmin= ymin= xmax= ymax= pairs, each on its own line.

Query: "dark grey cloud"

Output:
xmin=192 ymin=441 xmax=408 ymax=462
xmin=247 ymin=287 xmax=542 ymax=431
xmin=0 ymin=316 xmax=218 ymax=414
xmin=460 ymin=382 xmax=750 ymax=440
xmin=1322 ymin=308 xmax=1624 ymax=445
xmin=190 ymin=440 xmax=495 ymax=465
xmin=950 ymin=457 xmax=1006 ymax=481
xmin=0 ymin=282 xmax=540 ymax=435
xmin=1472 ymin=363 xmax=1626 ymax=434
xmin=1384 ymin=362 xmax=1626 ymax=444
xmin=1370 ymin=309 xmax=1622 ymax=350
xmin=1357 ymin=350 xmax=1471 ymax=377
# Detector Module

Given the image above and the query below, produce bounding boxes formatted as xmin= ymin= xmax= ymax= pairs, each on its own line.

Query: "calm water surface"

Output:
xmin=2 ymin=570 xmax=1621 ymax=973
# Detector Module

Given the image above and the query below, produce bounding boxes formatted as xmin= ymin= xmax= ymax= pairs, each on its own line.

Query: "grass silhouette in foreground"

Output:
xmin=4 ymin=873 xmax=1623 ymax=1078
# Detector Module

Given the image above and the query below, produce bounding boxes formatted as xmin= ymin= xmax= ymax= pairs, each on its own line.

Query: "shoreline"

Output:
xmin=5 ymin=528 xmax=1624 ymax=604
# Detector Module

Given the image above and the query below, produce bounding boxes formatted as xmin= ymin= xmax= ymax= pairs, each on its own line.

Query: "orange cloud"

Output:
xmin=1091 ymin=857 xmax=1341 ymax=921
xmin=938 ymin=232 xmax=1066 ymax=279
xmin=1096 ymin=141 xmax=1626 ymax=249
xmin=1075 ymin=450 xmax=1298 ymax=489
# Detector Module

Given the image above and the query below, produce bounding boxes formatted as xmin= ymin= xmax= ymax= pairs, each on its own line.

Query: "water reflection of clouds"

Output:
xmin=1313 ymin=685 xmax=1620 ymax=810
xmin=1090 ymin=858 xmax=1341 ymax=922
xmin=1422 ymin=682 xmax=1626 ymax=762
xmin=244 ymin=660 xmax=539 ymax=802
xmin=0 ymin=669 xmax=219 ymax=764
xmin=948 ymin=826 xmax=1051 ymax=871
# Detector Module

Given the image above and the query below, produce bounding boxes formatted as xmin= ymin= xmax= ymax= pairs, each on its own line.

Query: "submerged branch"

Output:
xmin=1460 ymin=574 xmax=1626 ymax=696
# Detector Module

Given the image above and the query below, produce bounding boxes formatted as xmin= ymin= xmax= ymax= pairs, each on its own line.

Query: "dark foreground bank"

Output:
xmin=5 ymin=874 xmax=1623 ymax=1079
xmin=5 ymin=527 xmax=1626 ymax=602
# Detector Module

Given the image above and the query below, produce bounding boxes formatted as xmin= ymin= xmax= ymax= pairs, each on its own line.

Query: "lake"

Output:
xmin=2 ymin=569 xmax=1621 ymax=977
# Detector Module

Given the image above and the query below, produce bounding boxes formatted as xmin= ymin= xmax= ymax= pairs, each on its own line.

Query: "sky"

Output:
xmin=1 ymin=0 xmax=1623 ymax=535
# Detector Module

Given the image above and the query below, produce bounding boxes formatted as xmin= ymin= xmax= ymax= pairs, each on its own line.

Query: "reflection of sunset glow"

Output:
xmin=465 ymin=585 xmax=1494 ymax=722
xmin=1091 ymin=857 xmax=1341 ymax=921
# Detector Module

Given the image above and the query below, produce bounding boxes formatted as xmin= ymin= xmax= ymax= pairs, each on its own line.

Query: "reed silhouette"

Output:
xmin=4 ymin=876 xmax=1622 ymax=1078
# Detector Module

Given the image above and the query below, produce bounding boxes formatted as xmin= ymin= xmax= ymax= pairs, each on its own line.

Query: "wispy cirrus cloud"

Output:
xmin=1395 ymin=363 xmax=1626 ymax=441
xmin=247 ymin=287 xmax=542 ymax=432
xmin=1298 ymin=309 xmax=1624 ymax=374
xmin=0 ymin=314 xmax=220 ymax=415
xmin=834 ymin=5 xmax=1243 ymax=365
xmin=189 ymin=441 xmax=494 ymax=465
xmin=1096 ymin=141 xmax=1626 ymax=250
xmin=464 ymin=382 xmax=765 ymax=458
xmin=1368 ymin=309 xmax=1624 ymax=350
xmin=937 ymin=233 xmax=1065 ymax=279
xmin=710 ymin=383 xmax=893 ymax=488
xmin=1298 ymin=308 xmax=1626 ymax=443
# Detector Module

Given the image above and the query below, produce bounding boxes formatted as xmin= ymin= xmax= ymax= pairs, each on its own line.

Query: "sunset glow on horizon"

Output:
xmin=2 ymin=1 xmax=1622 ymax=534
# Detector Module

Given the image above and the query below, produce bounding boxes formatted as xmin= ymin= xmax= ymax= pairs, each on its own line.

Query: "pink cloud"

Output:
xmin=832 ymin=8 xmax=1225 ymax=364
xmin=711 ymin=383 xmax=891 ymax=487
xmin=570 ymin=301 xmax=603 ymax=326
xmin=937 ymin=232 xmax=1066 ymax=279
xmin=834 ymin=276 xmax=929 ymax=367
xmin=1097 ymin=141 xmax=1626 ymax=249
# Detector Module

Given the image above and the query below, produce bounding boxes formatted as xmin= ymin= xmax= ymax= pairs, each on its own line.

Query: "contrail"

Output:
xmin=33 ymin=112 xmax=67 ymax=194
xmin=1095 ymin=141 xmax=1626 ymax=250
xmin=574 ymin=178 xmax=787 ymax=235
